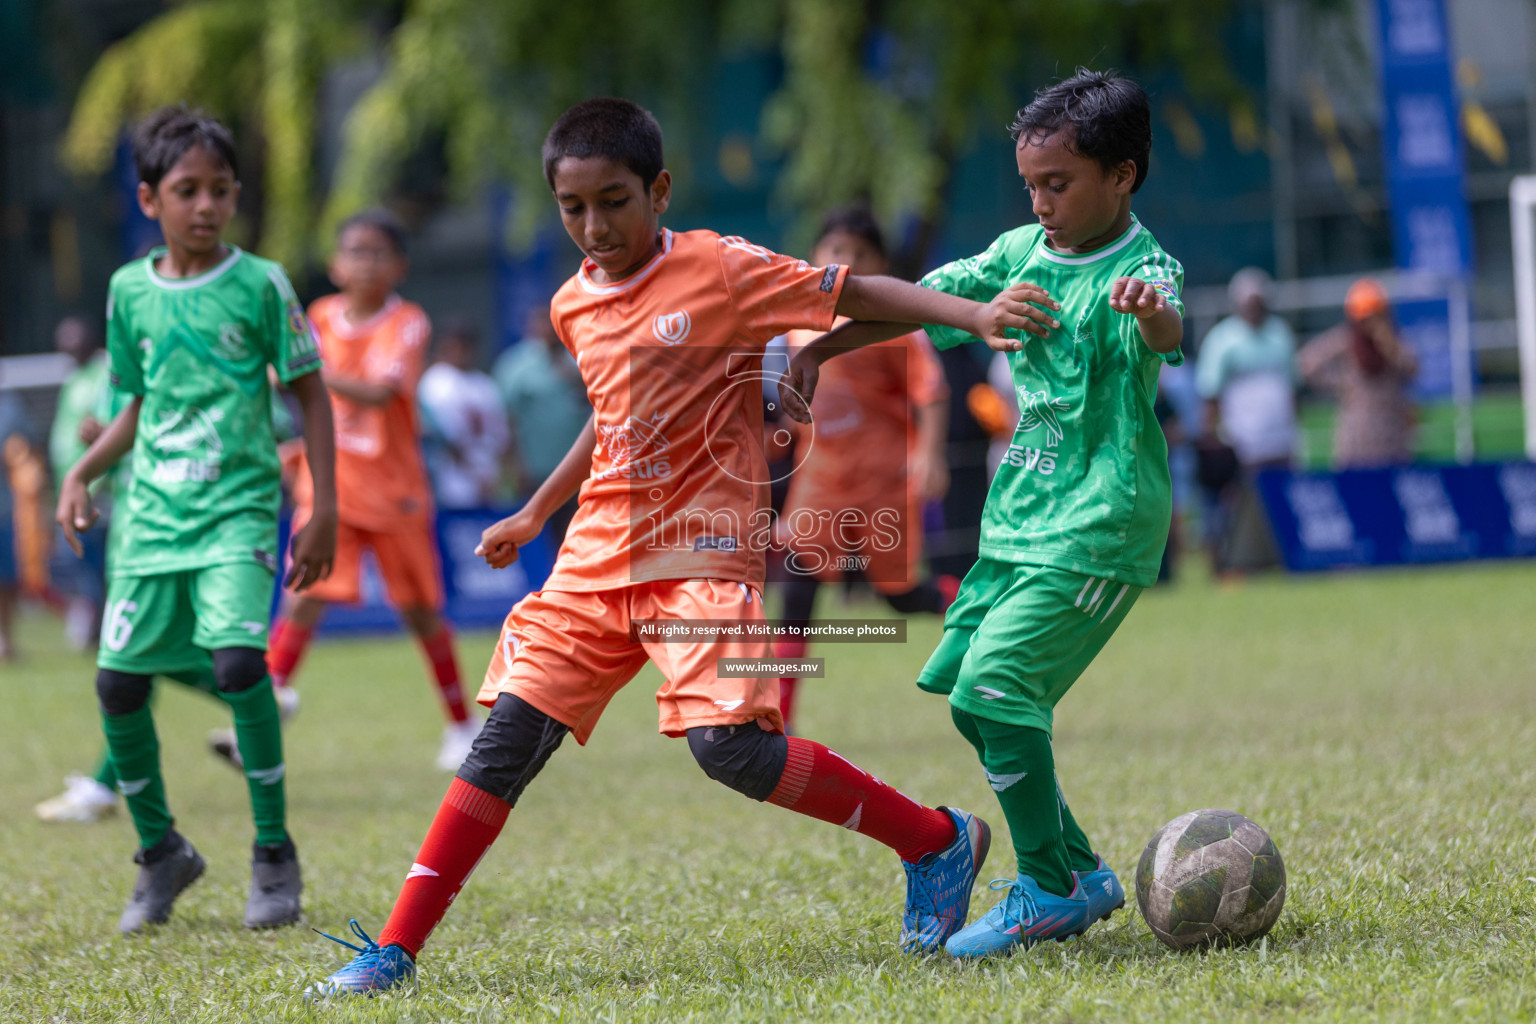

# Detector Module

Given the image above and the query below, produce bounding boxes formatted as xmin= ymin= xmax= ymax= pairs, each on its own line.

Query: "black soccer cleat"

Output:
xmin=245 ymin=837 xmax=303 ymax=929
xmin=119 ymin=829 xmax=205 ymax=935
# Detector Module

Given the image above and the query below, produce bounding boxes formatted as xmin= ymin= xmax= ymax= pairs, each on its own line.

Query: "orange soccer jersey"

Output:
xmin=477 ymin=229 xmax=849 ymax=740
xmin=290 ymin=293 xmax=434 ymax=531
xmin=543 ymin=228 xmax=849 ymax=592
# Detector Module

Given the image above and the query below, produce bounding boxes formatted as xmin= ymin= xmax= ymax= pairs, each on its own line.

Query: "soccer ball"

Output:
xmin=1135 ymin=809 xmax=1286 ymax=950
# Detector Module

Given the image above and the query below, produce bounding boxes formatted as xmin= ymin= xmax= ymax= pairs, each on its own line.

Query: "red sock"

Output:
xmin=767 ymin=737 xmax=957 ymax=863
xmin=773 ymin=639 xmax=805 ymax=728
xmin=419 ymin=626 xmax=470 ymax=723
xmin=266 ymin=616 xmax=313 ymax=689
xmin=378 ymin=778 xmax=509 ymax=957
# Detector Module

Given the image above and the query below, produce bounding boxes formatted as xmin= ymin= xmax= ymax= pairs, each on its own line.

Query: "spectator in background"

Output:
xmin=494 ymin=305 xmax=590 ymax=538
xmin=48 ymin=316 xmax=110 ymax=649
xmin=0 ymin=388 xmax=24 ymax=660
xmin=418 ymin=319 xmax=510 ymax=508
xmin=1298 ymin=278 xmax=1419 ymax=468
xmin=1195 ymin=268 xmax=1297 ymax=574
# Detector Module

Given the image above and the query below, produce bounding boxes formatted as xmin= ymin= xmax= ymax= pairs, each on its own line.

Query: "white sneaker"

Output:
xmin=274 ymin=685 xmax=300 ymax=722
xmin=435 ymin=719 xmax=481 ymax=772
xmin=36 ymin=773 xmax=118 ymax=823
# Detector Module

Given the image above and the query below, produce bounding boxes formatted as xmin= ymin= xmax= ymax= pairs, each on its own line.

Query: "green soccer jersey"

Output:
xmin=921 ymin=215 xmax=1184 ymax=587
xmin=105 ymin=245 xmax=321 ymax=577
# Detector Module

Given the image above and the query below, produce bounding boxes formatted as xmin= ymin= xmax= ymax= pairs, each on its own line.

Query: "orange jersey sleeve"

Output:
xmin=717 ymin=236 xmax=848 ymax=344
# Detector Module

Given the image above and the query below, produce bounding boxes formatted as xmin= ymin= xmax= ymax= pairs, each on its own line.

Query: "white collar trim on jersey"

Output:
xmin=1035 ymin=215 xmax=1142 ymax=266
xmin=576 ymin=229 xmax=674 ymax=295
xmin=144 ymin=245 xmax=244 ymax=289
xmin=330 ymin=293 xmax=402 ymax=339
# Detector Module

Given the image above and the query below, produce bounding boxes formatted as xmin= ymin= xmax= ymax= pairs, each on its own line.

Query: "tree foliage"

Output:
xmin=62 ymin=0 xmax=1259 ymax=272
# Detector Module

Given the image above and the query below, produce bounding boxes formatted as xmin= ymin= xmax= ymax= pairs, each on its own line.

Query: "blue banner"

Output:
xmin=273 ymin=507 xmax=557 ymax=634
xmin=1375 ymin=0 xmax=1474 ymax=276
xmin=1255 ymin=462 xmax=1536 ymax=571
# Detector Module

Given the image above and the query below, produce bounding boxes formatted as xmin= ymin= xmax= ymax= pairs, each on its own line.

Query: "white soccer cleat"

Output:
xmin=274 ymin=685 xmax=301 ymax=722
xmin=35 ymin=773 xmax=119 ymax=823
xmin=435 ymin=719 xmax=481 ymax=772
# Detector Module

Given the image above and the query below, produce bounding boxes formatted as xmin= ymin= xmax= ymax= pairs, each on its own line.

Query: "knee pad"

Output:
xmin=96 ymin=668 xmax=153 ymax=716
xmin=213 ymin=646 xmax=270 ymax=694
xmin=686 ymin=723 xmax=788 ymax=801
xmin=456 ymin=693 xmax=569 ymax=807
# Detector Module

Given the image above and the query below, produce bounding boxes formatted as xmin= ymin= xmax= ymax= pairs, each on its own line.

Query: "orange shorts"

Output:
xmin=477 ymin=580 xmax=781 ymax=745
xmin=294 ymin=517 xmax=444 ymax=610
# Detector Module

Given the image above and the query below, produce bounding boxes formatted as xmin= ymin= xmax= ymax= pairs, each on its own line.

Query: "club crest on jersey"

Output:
xmin=1002 ymin=389 xmax=1070 ymax=476
xmin=216 ymin=322 xmax=247 ymax=360
xmin=653 ymin=310 xmax=692 ymax=345
xmin=596 ymin=411 xmax=672 ymax=480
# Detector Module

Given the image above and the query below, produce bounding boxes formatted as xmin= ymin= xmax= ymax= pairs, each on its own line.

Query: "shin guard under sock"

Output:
xmin=378 ymin=778 xmax=510 ymax=957
xmin=950 ymin=706 xmax=1074 ymax=896
xmin=222 ymin=677 xmax=289 ymax=846
xmin=766 ymin=736 xmax=956 ymax=863
xmin=100 ymin=706 xmax=171 ymax=850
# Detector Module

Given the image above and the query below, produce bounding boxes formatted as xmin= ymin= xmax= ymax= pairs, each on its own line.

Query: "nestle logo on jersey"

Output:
xmin=692 ymin=535 xmax=738 ymax=552
xmin=1001 ymin=445 xmax=1057 ymax=475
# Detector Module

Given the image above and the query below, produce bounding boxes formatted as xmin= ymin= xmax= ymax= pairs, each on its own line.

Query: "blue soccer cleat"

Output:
xmin=943 ymin=873 xmax=1090 ymax=959
xmin=900 ymin=806 xmax=992 ymax=953
xmin=304 ymin=920 xmax=416 ymax=999
xmin=1079 ymin=854 xmax=1125 ymax=926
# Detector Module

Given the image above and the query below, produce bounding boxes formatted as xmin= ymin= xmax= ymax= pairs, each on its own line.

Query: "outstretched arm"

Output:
xmin=476 ymin=414 xmax=596 ymax=568
xmin=55 ymin=397 xmax=141 ymax=556
xmin=782 ymin=282 xmax=1059 ymax=423
xmin=1110 ymin=277 xmax=1183 ymax=354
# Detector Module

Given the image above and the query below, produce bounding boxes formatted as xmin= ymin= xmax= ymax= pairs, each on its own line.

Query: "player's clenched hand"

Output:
xmin=778 ymin=351 xmax=820 ymax=425
xmin=55 ymin=472 xmax=97 ymax=558
xmin=975 ymin=283 xmax=1060 ymax=352
xmin=286 ymin=511 xmax=336 ymax=591
xmin=476 ymin=508 xmax=544 ymax=569
xmin=1110 ymin=276 xmax=1168 ymax=319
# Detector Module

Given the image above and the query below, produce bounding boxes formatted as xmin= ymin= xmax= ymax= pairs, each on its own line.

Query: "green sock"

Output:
xmin=91 ymin=743 xmax=117 ymax=791
xmin=100 ymin=705 xmax=171 ymax=850
xmin=950 ymin=706 xmax=1074 ymax=897
xmin=222 ymin=677 xmax=288 ymax=846
xmin=1056 ymin=778 xmax=1099 ymax=874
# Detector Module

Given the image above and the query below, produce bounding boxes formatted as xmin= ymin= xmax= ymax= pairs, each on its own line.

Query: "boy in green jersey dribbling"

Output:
xmin=56 ymin=106 xmax=339 ymax=935
xmin=783 ymin=70 xmax=1185 ymax=958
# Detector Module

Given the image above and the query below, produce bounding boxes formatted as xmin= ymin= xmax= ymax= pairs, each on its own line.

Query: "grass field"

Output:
xmin=3 ymin=562 xmax=1535 ymax=1023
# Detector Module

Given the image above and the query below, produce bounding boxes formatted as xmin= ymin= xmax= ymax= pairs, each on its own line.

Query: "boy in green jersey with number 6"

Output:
xmin=782 ymin=70 xmax=1184 ymax=958
xmin=56 ymin=106 xmax=339 ymax=935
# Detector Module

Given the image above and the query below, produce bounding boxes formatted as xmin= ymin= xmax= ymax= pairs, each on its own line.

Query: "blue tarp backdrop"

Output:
xmin=1256 ymin=461 xmax=1536 ymax=571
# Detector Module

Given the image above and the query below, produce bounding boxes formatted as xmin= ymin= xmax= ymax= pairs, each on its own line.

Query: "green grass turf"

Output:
xmin=3 ymin=562 xmax=1534 ymax=1022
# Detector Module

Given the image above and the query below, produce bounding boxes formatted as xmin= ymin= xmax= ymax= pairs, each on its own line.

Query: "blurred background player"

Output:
xmin=418 ymin=318 xmax=510 ymax=509
xmin=214 ymin=209 xmax=479 ymax=773
xmin=772 ymin=206 xmax=958 ymax=731
xmin=55 ymin=106 xmax=337 ymax=934
xmin=47 ymin=316 xmax=110 ymax=651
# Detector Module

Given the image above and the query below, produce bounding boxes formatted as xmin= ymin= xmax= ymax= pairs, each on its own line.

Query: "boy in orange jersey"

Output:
xmin=773 ymin=206 xmax=959 ymax=731
xmin=306 ymin=99 xmax=1061 ymax=997
xmin=215 ymin=210 xmax=478 ymax=773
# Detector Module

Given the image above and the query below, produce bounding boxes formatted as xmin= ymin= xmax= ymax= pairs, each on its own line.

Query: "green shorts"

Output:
xmin=97 ymin=562 xmax=276 ymax=675
xmin=917 ymin=559 xmax=1142 ymax=734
